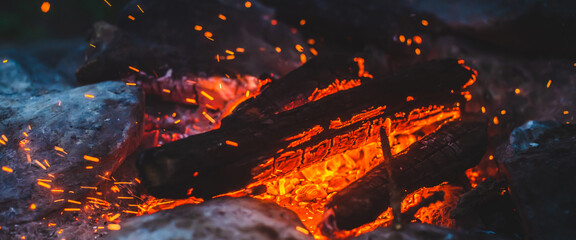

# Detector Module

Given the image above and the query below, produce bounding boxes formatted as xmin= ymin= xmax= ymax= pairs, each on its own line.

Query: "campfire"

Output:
xmin=2 ymin=0 xmax=576 ymax=239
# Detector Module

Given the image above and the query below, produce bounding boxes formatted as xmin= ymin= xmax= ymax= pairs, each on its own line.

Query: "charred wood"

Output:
xmin=321 ymin=120 xmax=487 ymax=232
xmin=137 ymin=59 xmax=475 ymax=199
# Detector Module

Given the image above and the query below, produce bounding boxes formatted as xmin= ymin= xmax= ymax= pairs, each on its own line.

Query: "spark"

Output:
xmin=117 ymin=196 xmax=134 ymax=199
xmin=22 ymin=132 xmax=28 ymax=137
xmin=63 ymin=208 xmax=81 ymax=212
xmin=564 ymin=111 xmax=569 ymax=115
xmin=2 ymin=60 xmax=7 ymax=63
xmin=245 ymin=1 xmax=252 ymax=8
xmin=48 ymin=223 xmax=56 ymax=227
xmin=68 ymin=200 xmax=82 ymax=204
xmin=114 ymin=182 xmax=132 ymax=184
xmin=236 ymin=47 xmax=245 ymax=52
xmin=80 ymin=186 xmax=97 ymax=190
xmin=0 ymin=140 xmax=5 ymax=145
xmin=137 ymin=4 xmax=144 ymax=13
xmin=51 ymin=189 xmax=64 ymax=193
xmin=493 ymin=116 xmax=499 ymax=125
xmin=406 ymin=96 xmax=414 ymax=101
xmin=200 ymin=91 xmax=214 ymax=100
xmin=83 ymin=155 xmax=100 ymax=162
xmin=128 ymin=15 xmax=135 ymax=21
xmin=501 ymin=110 xmax=506 ymax=115
xmin=246 ymin=90 xmax=250 ymax=98
xmin=481 ymin=106 xmax=486 ymax=113
xmin=225 ymin=140 xmax=238 ymax=147
xmin=174 ymin=120 xmax=181 ymax=124
xmin=271 ymin=19 xmax=278 ymax=25
xmin=194 ymin=25 xmax=202 ymax=31
xmin=193 ymin=172 xmax=199 ymax=177
xmin=162 ymin=89 xmax=171 ymax=94
xmin=307 ymin=39 xmax=316 ymax=45
xmin=2 ymin=166 xmax=13 ymax=173
xmin=406 ymin=38 xmax=412 ymax=46
xmin=1 ymin=135 xmax=7 ymax=142
xmin=299 ymin=19 xmax=306 ymax=26
xmin=204 ymin=31 xmax=213 ymax=38
xmin=38 ymin=181 xmax=51 ymax=189
xmin=44 ymin=159 xmax=50 ymax=167
xmin=296 ymin=226 xmax=309 ymax=235
xmin=547 ymin=79 xmax=552 ymax=88
xmin=399 ymin=35 xmax=406 ymax=42
xmin=86 ymin=166 xmax=93 ymax=169
xmin=421 ymin=19 xmax=429 ymax=26
xmin=515 ymin=88 xmax=521 ymax=94
xmin=415 ymin=48 xmax=421 ymax=55
xmin=122 ymin=210 xmax=138 ymax=214
xmin=37 ymin=179 xmax=52 ymax=182
xmin=185 ymin=98 xmax=197 ymax=104
xmin=30 ymin=203 xmax=37 ymax=210
xmin=226 ymin=55 xmax=235 ymax=60
xmin=84 ymin=94 xmax=94 ymax=98
xmin=34 ymin=160 xmax=47 ymax=170
xmin=295 ymin=44 xmax=304 ymax=52
xmin=54 ymin=146 xmax=68 ymax=154
xmin=58 ymin=101 xmax=61 ymax=106
xmin=300 ymin=54 xmax=307 ymax=64
xmin=413 ymin=36 xmax=422 ymax=44
xmin=134 ymin=178 xmax=141 ymax=184
xmin=41 ymin=2 xmax=50 ymax=13
xmin=218 ymin=14 xmax=227 ymax=20
xmin=225 ymin=50 xmax=234 ymax=55
xmin=125 ymin=82 xmax=137 ymax=86
xmin=128 ymin=66 xmax=140 ymax=72
xmin=103 ymin=0 xmax=111 ymax=7
xmin=26 ymin=154 xmax=32 ymax=163
xmin=202 ymin=112 xmax=216 ymax=124
xmin=90 ymin=44 xmax=96 ymax=48
xmin=275 ymin=47 xmax=282 ymax=53
xmin=54 ymin=199 xmax=65 ymax=202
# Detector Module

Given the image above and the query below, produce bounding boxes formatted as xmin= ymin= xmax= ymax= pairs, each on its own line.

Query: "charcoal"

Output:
xmin=0 ymin=81 xmax=144 ymax=225
xmin=104 ymin=197 xmax=313 ymax=240
xmin=497 ymin=121 xmax=576 ymax=239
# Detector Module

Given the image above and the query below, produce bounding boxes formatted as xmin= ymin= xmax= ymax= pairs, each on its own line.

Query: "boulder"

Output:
xmin=0 ymin=81 xmax=144 ymax=225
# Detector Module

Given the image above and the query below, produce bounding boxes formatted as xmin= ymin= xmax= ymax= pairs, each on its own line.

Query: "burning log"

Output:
xmin=137 ymin=59 xmax=475 ymax=199
xmin=321 ymin=120 xmax=487 ymax=233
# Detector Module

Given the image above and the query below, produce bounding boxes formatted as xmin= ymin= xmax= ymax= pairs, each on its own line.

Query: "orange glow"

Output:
xmin=300 ymin=54 xmax=307 ymax=64
xmin=271 ymin=19 xmax=278 ymax=25
xmin=41 ymin=2 xmax=50 ymax=13
xmin=37 ymin=181 xmax=51 ymax=189
xmin=515 ymin=88 xmax=520 ymax=94
xmin=413 ymin=36 xmax=422 ymax=44
xmin=564 ymin=111 xmax=569 ymax=115
xmin=84 ymin=155 xmax=100 ymax=162
xmin=125 ymin=82 xmax=137 ymax=86
xmin=275 ymin=47 xmax=282 ymax=53
xmin=194 ymin=25 xmax=202 ymax=31
xmin=300 ymin=19 xmax=306 ymax=25
xmin=295 ymin=44 xmax=304 ymax=52
xmin=415 ymin=48 xmax=421 ymax=55
xmin=421 ymin=19 xmax=429 ymax=26
xmin=493 ymin=116 xmax=499 ymax=125
xmin=236 ymin=48 xmax=245 ymax=53
xmin=245 ymin=1 xmax=252 ymax=8
xmin=218 ymin=14 xmax=227 ymax=20
xmin=128 ymin=15 xmax=135 ymax=21
xmin=406 ymin=96 xmax=414 ymax=101
xmin=185 ymin=98 xmax=196 ymax=104
xmin=1 ymin=134 xmax=7 ymax=142
xmin=547 ymin=80 xmax=552 ymax=88
xmin=310 ymin=48 xmax=318 ymax=56
xmin=399 ymin=35 xmax=405 ymax=42
xmin=2 ymin=166 xmax=13 ymax=173
xmin=30 ymin=203 xmax=36 ymax=210
xmin=406 ymin=39 xmax=412 ymax=46
xmin=204 ymin=31 xmax=213 ymax=38
xmin=501 ymin=110 xmax=506 ymax=115
xmin=225 ymin=140 xmax=238 ymax=147
xmin=84 ymin=94 xmax=95 ymax=98
xmin=308 ymin=38 xmax=316 ymax=45
xmin=128 ymin=66 xmax=140 ymax=72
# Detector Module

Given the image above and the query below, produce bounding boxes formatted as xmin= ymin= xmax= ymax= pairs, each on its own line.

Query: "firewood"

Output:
xmin=136 ymin=59 xmax=475 ymax=199
xmin=320 ymin=120 xmax=487 ymax=233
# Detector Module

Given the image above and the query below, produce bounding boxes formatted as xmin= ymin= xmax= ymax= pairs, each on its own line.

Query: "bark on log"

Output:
xmin=321 ymin=120 xmax=487 ymax=233
xmin=137 ymin=59 xmax=475 ymax=199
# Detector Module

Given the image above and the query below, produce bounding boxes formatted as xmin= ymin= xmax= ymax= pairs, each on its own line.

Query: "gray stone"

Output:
xmin=104 ymin=197 xmax=314 ymax=240
xmin=0 ymin=50 xmax=74 ymax=97
xmin=0 ymin=81 xmax=144 ymax=225
xmin=498 ymin=121 xmax=576 ymax=240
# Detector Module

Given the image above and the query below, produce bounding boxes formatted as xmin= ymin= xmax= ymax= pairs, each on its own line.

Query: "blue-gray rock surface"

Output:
xmin=0 ymin=81 xmax=144 ymax=225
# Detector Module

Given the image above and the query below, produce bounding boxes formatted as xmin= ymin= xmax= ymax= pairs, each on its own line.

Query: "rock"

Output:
xmin=104 ymin=197 xmax=314 ymax=240
xmin=76 ymin=0 xmax=308 ymax=84
xmin=498 ymin=121 xmax=576 ymax=239
xmin=450 ymin=178 xmax=523 ymax=239
xmin=0 ymin=50 xmax=73 ymax=96
xmin=0 ymin=81 xmax=144 ymax=225
xmin=353 ymin=223 xmax=509 ymax=240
